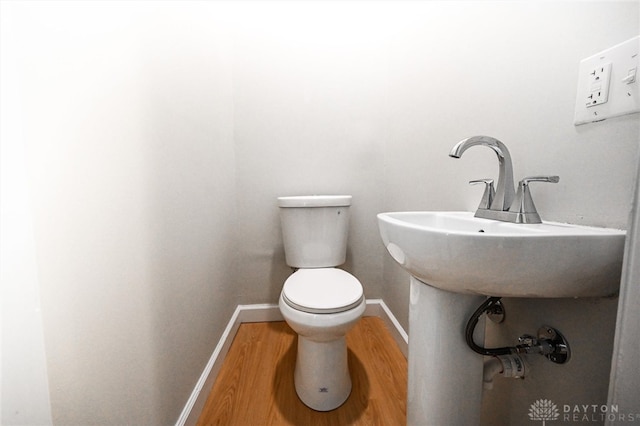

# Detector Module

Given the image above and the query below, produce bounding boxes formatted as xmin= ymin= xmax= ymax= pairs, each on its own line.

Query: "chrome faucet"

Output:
xmin=449 ymin=136 xmax=516 ymax=211
xmin=449 ymin=136 xmax=558 ymax=224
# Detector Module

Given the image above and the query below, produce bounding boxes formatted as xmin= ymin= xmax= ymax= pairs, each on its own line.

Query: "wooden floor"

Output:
xmin=196 ymin=317 xmax=407 ymax=426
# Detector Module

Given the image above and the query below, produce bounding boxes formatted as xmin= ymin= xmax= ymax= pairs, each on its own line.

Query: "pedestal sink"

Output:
xmin=378 ymin=211 xmax=626 ymax=298
xmin=377 ymin=211 xmax=626 ymax=425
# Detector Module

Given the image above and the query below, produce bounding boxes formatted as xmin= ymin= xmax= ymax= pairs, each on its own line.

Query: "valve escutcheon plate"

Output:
xmin=538 ymin=325 xmax=571 ymax=364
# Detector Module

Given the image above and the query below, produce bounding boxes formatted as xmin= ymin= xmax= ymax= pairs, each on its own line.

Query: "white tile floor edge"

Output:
xmin=175 ymin=299 xmax=408 ymax=426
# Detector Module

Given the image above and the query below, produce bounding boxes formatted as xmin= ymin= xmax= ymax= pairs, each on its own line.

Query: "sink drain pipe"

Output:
xmin=482 ymin=354 xmax=526 ymax=390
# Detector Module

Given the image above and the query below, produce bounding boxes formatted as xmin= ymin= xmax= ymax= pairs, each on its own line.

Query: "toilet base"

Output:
xmin=294 ymin=335 xmax=352 ymax=411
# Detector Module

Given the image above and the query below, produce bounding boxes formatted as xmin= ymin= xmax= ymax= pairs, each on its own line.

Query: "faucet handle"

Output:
xmin=510 ymin=176 xmax=559 ymax=223
xmin=522 ymin=176 xmax=560 ymax=185
xmin=469 ymin=179 xmax=495 ymax=210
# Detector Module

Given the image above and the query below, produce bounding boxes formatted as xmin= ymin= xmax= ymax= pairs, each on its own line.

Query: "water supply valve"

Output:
xmin=515 ymin=326 xmax=571 ymax=364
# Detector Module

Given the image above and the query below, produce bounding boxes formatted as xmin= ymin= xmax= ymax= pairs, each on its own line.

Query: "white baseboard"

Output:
xmin=364 ymin=299 xmax=409 ymax=357
xmin=176 ymin=299 xmax=408 ymax=426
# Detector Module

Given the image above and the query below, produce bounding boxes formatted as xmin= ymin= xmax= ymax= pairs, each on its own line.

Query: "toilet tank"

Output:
xmin=277 ymin=195 xmax=352 ymax=268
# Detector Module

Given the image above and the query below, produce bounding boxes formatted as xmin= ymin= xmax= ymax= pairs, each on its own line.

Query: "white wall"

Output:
xmin=1 ymin=6 xmax=53 ymax=421
xmin=2 ymin=2 xmax=237 ymax=424
xmin=231 ymin=2 xmax=390 ymax=304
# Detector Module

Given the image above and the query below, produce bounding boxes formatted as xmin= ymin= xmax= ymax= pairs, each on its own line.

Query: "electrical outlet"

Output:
xmin=574 ymin=36 xmax=640 ymax=125
xmin=585 ymin=62 xmax=611 ymax=108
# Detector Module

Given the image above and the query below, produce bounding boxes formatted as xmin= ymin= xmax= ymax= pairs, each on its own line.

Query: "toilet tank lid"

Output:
xmin=277 ymin=195 xmax=352 ymax=208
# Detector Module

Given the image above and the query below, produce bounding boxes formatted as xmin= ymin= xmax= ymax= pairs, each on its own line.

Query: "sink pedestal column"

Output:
xmin=408 ymin=277 xmax=485 ymax=425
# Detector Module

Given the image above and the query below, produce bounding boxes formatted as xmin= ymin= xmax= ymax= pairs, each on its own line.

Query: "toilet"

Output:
xmin=277 ymin=195 xmax=365 ymax=411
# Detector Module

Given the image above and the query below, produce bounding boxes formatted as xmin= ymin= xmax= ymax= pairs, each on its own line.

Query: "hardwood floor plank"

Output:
xmin=197 ymin=317 xmax=407 ymax=426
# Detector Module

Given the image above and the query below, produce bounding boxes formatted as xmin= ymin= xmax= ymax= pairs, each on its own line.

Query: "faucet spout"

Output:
xmin=449 ymin=136 xmax=515 ymax=211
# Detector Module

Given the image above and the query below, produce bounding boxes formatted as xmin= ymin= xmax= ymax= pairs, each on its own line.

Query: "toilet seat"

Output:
xmin=282 ymin=268 xmax=364 ymax=314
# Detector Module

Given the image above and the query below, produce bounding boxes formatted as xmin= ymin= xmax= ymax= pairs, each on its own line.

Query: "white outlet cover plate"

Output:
xmin=574 ymin=36 xmax=640 ymax=125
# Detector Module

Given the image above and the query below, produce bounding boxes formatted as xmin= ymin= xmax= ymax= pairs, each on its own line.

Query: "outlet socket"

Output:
xmin=586 ymin=62 xmax=611 ymax=108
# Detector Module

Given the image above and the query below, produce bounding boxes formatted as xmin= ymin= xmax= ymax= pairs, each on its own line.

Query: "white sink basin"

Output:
xmin=377 ymin=211 xmax=626 ymax=298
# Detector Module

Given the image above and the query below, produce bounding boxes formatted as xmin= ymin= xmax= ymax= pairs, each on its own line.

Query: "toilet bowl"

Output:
xmin=279 ymin=268 xmax=365 ymax=411
xmin=276 ymin=195 xmax=364 ymax=411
